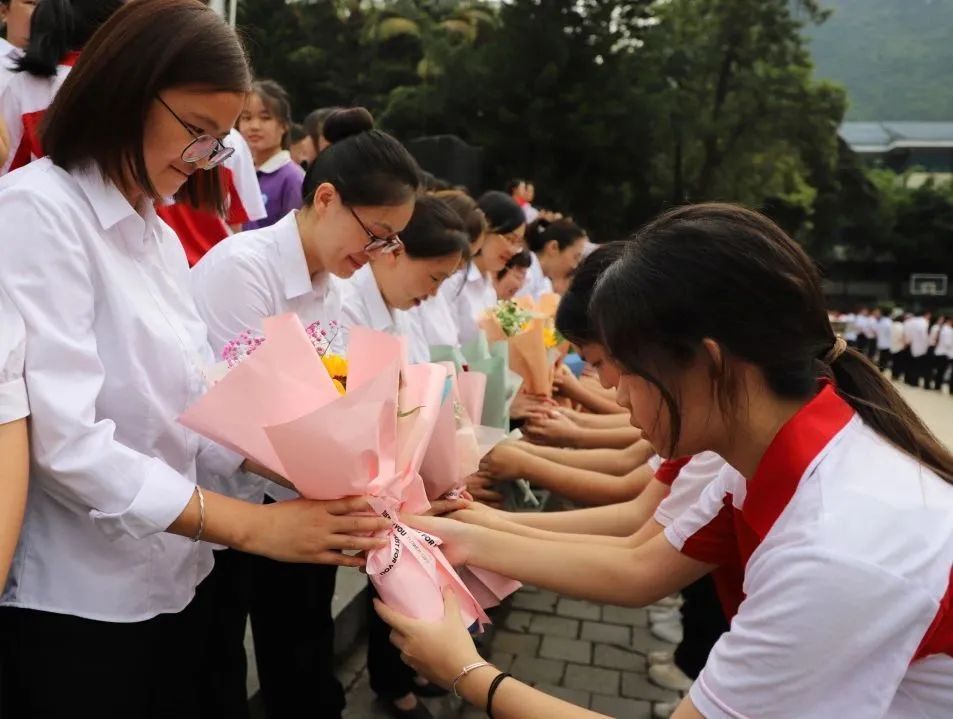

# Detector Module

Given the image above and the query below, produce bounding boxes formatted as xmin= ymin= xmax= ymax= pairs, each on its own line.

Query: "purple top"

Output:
xmin=243 ymin=151 xmax=306 ymax=231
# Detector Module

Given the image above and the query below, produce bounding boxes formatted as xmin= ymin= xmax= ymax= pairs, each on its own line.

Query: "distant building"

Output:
xmin=840 ymin=121 xmax=953 ymax=186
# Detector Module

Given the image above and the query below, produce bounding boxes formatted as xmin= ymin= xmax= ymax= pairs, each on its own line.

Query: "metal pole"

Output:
xmin=228 ymin=0 xmax=238 ymax=28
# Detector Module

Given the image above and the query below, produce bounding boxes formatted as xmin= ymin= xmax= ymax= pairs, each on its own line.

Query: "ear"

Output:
xmin=701 ymin=338 xmax=723 ymax=376
xmin=544 ymin=239 xmax=559 ymax=255
xmin=310 ymin=182 xmax=337 ymax=216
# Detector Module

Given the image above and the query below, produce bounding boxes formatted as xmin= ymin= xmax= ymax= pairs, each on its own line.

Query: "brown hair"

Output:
xmin=41 ymin=0 xmax=251 ymax=213
xmin=432 ymin=189 xmax=487 ymax=246
xmin=592 ymin=202 xmax=953 ymax=484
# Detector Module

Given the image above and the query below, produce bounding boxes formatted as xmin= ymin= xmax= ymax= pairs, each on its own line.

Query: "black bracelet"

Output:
xmin=486 ymin=671 xmax=511 ymax=719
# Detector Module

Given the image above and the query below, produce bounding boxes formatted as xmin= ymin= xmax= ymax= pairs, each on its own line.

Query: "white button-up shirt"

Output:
xmin=876 ymin=316 xmax=893 ymax=350
xmin=0 ymin=284 xmax=28 ymax=424
xmin=519 ymin=252 xmax=554 ymax=302
xmin=0 ymin=159 xmax=242 ymax=621
xmin=339 ymin=264 xmax=430 ymax=365
xmin=936 ymin=325 xmax=953 ymax=358
xmin=407 ymin=292 xmax=460 ymax=349
xmin=0 ymin=38 xmax=21 ymax=95
xmin=440 ymin=264 xmax=496 ymax=346
xmin=906 ymin=316 xmax=930 ymax=357
xmin=191 ymin=210 xmax=344 ymax=504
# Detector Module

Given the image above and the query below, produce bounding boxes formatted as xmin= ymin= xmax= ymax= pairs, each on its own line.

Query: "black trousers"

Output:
xmin=673 ymin=574 xmax=730 ymax=680
xmin=893 ymin=348 xmax=910 ymax=382
xmin=906 ymin=354 xmax=928 ymax=387
xmin=366 ymin=583 xmax=416 ymax=700
xmin=198 ymin=548 xmax=254 ymax=719
xmin=0 ymin=573 xmax=214 ymax=719
xmin=250 ymin=557 xmax=346 ymax=719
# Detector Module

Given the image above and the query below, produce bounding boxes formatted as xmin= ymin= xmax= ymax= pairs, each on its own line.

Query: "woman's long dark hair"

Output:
xmin=555 ymin=241 xmax=625 ymax=346
xmin=16 ymin=0 xmax=123 ymax=77
xmin=591 ymin=202 xmax=953 ymax=483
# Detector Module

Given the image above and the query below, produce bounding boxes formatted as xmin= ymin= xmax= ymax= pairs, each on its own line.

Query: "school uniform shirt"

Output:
xmin=862 ymin=314 xmax=878 ymax=340
xmin=191 ymin=210 xmax=345 ymax=504
xmin=243 ymin=150 xmax=306 ymax=231
xmin=906 ymin=316 xmax=930 ymax=357
xmin=0 ymin=158 xmax=243 ymax=621
xmin=840 ymin=313 xmax=857 ymax=342
xmin=653 ymin=452 xmax=726 ymax=528
xmin=339 ymin=264 xmax=430 ymax=365
xmin=440 ymin=264 xmax=496 ymax=346
xmin=929 ymin=322 xmax=941 ymax=349
xmin=0 ymin=38 xmax=22 ymax=94
xmin=0 ymin=51 xmax=79 ymax=175
xmin=877 ymin=316 xmax=894 ymax=351
xmin=666 ymin=384 xmax=953 ymax=718
xmin=0 ymin=284 xmax=29 ymax=424
xmin=406 ymin=291 xmax=461 ymax=349
xmin=157 ymin=129 xmax=266 ymax=266
xmin=936 ymin=325 xmax=953 ymax=358
xmin=891 ymin=320 xmax=906 ymax=354
xmin=519 ymin=252 xmax=554 ymax=301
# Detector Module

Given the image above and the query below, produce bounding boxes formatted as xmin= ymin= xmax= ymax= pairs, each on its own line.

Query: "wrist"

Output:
xmin=231 ymin=500 xmax=267 ymax=554
xmin=453 ymin=662 xmax=498 ymax=701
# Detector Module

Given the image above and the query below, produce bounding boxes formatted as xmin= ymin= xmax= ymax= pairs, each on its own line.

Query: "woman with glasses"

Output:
xmin=0 ymin=0 xmax=123 ymax=174
xmin=440 ymin=190 xmax=525 ymax=346
xmin=0 ymin=2 xmax=392 ymax=716
xmin=191 ymin=106 xmax=421 ymax=719
xmin=237 ymin=79 xmax=306 ymax=231
xmin=340 ymin=194 xmax=471 ymax=364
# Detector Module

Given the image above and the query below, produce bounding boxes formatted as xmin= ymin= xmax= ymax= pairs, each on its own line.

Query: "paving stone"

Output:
xmin=492 ymin=630 xmax=540 ymax=656
xmin=490 ymin=651 xmax=515 ymax=672
xmin=591 ymin=695 xmax=653 ymax=718
xmin=503 ymin=609 xmax=534 ymax=632
xmin=511 ymin=654 xmax=566 ymax=685
xmin=556 ymin=597 xmax=603 ymax=621
xmin=593 ymin=643 xmax=646 ymax=672
xmin=539 ymin=636 xmax=592 ymax=664
xmin=535 ymin=683 xmax=591 ymax=709
xmin=602 ymin=605 xmax=650 ymax=627
xmin=622 ymin=672 xmax=682 ymax=703
xmin=630 ymin=626 xmax=682 ymax=655
xmin=581 ymin=620 xmax=631 ymax=646
xmin=563 ymin=664 xmax=621 ymax=697
xmin=512 ymin=590 xmax=559 ymax=613
xmin=529 ymin=614 xmax=580 ymax=639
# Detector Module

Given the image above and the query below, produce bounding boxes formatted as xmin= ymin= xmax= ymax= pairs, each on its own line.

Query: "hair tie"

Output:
xmin=823 ymin=336 xmax=847 ymax=365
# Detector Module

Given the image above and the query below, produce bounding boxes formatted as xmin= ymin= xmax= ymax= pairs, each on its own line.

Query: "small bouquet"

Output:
xmin=179 ymin=314 xmax=489 ymax=629
xmin=480 ymin=295 xmax=562 ymax=397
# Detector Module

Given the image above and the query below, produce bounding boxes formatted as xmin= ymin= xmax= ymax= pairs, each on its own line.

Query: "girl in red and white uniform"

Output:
xmin=0 ymin=0 xmax=123 ymax=175
xmin=377 ymin=204 xmax=953 ymax=719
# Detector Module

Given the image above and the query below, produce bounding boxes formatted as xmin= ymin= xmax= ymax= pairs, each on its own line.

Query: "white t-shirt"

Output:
xmin=653 ymin=452 xmax=726 ymax=527
xmin=191 ymin=210 xmax=344 ymax=504
xmin=666 ymin=385 xmax=953 ymax=718
xmin=0 ymin=39 xmax=22 ymax=95
xmin=0 ymin=284 xmax=28 ymax=423
xmin=0 ymin=158 xmax=242 ymax=621
xmin=519 ymin=251 xmax=554 ymax=302
xmin=0 ymin=56 xmax=75 ymax=175
xmin=440 ymin=264 xmax=496 ymax=346
xmin=891 ymin=321 xmax=906 ymax=354
xmin=340 ymin=264 xmax=429 ymax=365
xmin=840 ymin=313 xmax=857 ymax=341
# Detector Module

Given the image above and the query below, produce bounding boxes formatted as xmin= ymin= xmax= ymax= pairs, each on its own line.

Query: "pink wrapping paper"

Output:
xmin=179 ymin=314 xmax=489 ymax=627
xmin=419 ymin=363 xmax=521 ymax=609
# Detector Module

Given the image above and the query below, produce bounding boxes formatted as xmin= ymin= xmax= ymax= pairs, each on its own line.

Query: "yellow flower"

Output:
xmin=543 ymin=327 xmax=558 ymax=349
xmin=321 ymin=354 xmax=348 ymax=381
xmin=332 ymin=378 xmax=346 ymax=396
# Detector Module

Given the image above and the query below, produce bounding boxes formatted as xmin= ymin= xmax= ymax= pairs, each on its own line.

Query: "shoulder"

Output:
xmin=192 ymin=226 xmax=277 ymax=287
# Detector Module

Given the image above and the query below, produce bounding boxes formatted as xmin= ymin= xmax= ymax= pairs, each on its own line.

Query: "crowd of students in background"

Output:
xmin=834 ymin=307 xmax=953 ymax=392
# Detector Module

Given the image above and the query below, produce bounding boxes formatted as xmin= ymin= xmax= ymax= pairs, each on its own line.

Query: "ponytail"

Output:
xmin=827 ymin=347 xmax=953 ymax=484
xmin=16 ymin=0 xmax=122 ymax=78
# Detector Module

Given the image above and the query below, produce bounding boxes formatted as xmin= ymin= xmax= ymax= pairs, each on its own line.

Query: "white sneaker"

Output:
xmin=653 ymin=700 xmax=680 ymax=718
xmin=648 ymin=650 xmax=674 ymax=666
xmin=648 ymin=662 xmax=693 ymax=692
xmin=648 ymin=607 xmax=680 ymax=623
xmin=652 ymin=595 xmax=682 ymax=609
xmin=650 ymin=619 xmax=683 ymax=644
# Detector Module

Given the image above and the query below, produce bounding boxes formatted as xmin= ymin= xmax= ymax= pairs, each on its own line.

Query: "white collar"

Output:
xmin=274 ymin=211 xmax=329 ymax=301
xmin=354 ymin=264 xmax=396 ymax=332
xmin=466 ymin=263 xmax=487 ymax=285
xmin=257 ymin=150 xmax=292 ymax=174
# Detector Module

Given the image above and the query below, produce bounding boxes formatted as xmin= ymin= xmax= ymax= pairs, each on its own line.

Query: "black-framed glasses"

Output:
xmin=158 ymin=96 xmax=234 ymax=170
xmin=347 ymin=205 xmax=404 ymax=254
